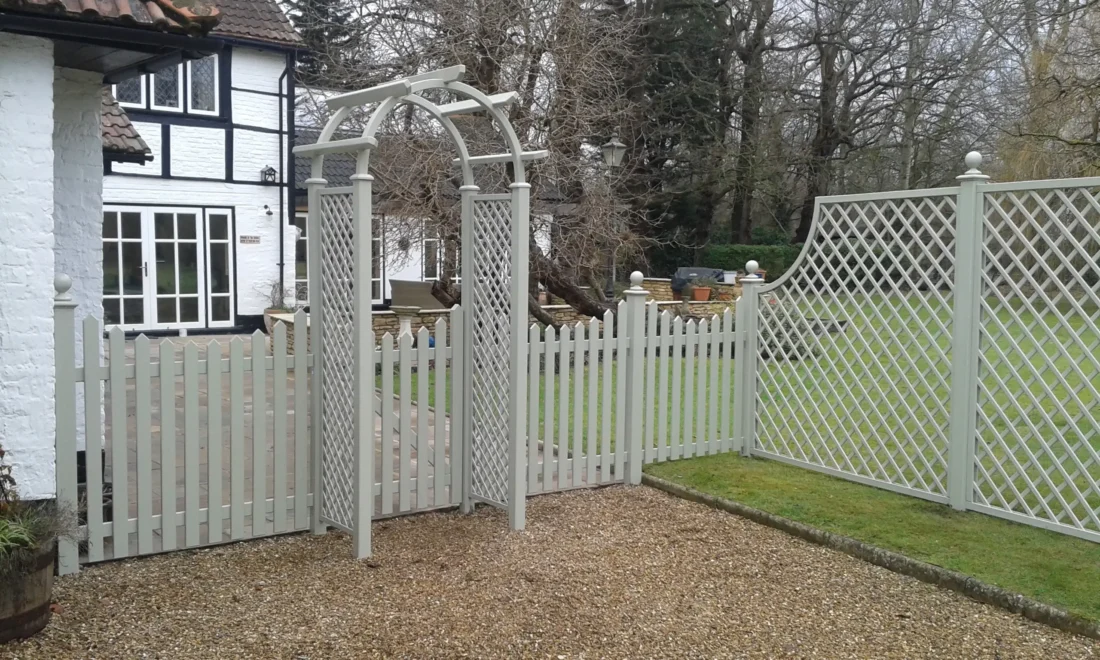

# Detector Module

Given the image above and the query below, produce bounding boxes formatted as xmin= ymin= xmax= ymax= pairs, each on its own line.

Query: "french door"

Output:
xmin=103 ymin=207 xmax=234 ymax=331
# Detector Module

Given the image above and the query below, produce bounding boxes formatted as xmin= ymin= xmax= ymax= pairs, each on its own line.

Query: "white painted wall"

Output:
xmin=234 ymin=129 xmax=285 ymax=182
xmin=103 ymin=176 xmax=293 ymax=316
xmin=111 ymin=120 xmax=161 ymax=176
xmin=0 ymin=35 xmax=55 ymax=499
xmin=170 ymin=126 xmax=226 ymax=178
xmin=232 ymin=90 xmax=285 ymax=129
xmin=53 ymin=67 xmax=105 ymax=453
xmin=232 ymin=47 xmax=286 ymax=94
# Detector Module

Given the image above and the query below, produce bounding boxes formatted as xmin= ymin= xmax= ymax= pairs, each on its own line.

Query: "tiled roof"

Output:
xmin=101 ymin=89 xmax=153 ymax=162
xmin=0 ymin=0 xmax=220 ymax=34
xmin=211 ymin=0 xmax=301 ymax=46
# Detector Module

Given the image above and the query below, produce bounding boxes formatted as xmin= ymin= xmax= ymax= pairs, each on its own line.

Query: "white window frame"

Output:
xmin=204 ymin=209 xmax=235 ymax=327
xmin=422 ymin=234 xmax=441 ymax=281
xmin=186 ymin=56 xmax=220 ymax=116
xmin=113 ymin=76 xmax=146 ymax=109
xmin=150 ymin=64 xmax=184 ymax=112
xmin=294 ymin=212 xmax=309 ymax=307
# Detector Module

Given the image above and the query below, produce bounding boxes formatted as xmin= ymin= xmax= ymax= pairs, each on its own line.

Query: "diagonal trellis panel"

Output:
xmin=753 ymin=192 xmax=958 ymax=499
xmin=974 ymin=185 xmax=1100 ymax=536
xmin=318 ymin=190 xmax=356 ymax=531
xmin=468 ymin=197 xmax=513 ymax=506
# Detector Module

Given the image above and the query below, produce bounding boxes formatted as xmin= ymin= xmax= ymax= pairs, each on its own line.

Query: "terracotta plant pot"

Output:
xmin=0 ymin=544 xmax=55 ymax=643
xmin=691 ymin=287 xmax=712 ymax=301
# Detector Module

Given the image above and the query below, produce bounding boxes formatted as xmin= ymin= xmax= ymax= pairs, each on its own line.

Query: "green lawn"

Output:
xmin=646 ymin=451 xmax=1100 ymax=622
xmin=377 ymin=358 xmax=735 ymax=456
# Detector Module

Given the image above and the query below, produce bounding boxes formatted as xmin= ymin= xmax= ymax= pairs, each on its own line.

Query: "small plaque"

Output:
xmin=240 ymin=235 xmax=261 ymax=244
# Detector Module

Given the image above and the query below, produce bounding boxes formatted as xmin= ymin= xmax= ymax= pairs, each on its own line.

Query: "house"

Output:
xmin=0 ymin=0 xmax=223 ymax=499
xmin=102 ymin=0 xmax=301 ymax=333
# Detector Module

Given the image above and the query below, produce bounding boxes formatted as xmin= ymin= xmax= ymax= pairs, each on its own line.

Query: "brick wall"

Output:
xmin=1 ymin=35 xmax=56 ymax=498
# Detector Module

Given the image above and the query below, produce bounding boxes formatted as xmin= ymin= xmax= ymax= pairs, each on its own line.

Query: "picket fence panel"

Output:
xmin=59 ymin=308 xmax=467 ymax=569
xmin=58 ymin=290 xmax=738 ymax=571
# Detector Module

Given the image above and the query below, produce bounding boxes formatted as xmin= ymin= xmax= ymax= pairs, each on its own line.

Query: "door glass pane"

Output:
xmin=156 ymin=243 xmax=176 ymax=294
xmin=190 ymin=57 xmax=217 ymax=112
xmin=121 ymin=212 xmax=142 ymax=239
xmin=103 ymin=212 xmax=118 ymax=238
xmin=121 ymin=243 xmax=144 ymax=295
xmin=180 ymin=297 xmax=199 ymax=323
xmin=155 ymin=213 xmax=175 ymax=239
xmin=209 ymin=244 xmax=230 ymax=293
xmin=153 ymin=66 xmax=180 ymax=108
xmin=178 ymin=214 xmax=196 ymax=240
xmin=103 ymin=243 xmax=119 ymax=294
xmin=157 ymin=298 xmax=177 ymax=323
xmin=115 ymin=77 xmax=142 ymax=105
xmin=211 ymin=296 xmax=230 ymax=322
xmin=209 ymin=214 xmax=228 ymax=241
xmin=104 ymin=299 xmax=121 ymax=326
xmin=178 ymin=244 xmax=198 ymax=294
xmin=124 ymin=299 xmax=145 ymax=325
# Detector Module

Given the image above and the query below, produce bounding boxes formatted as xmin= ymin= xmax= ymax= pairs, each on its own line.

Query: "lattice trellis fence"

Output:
xmin=468 ymin=196 xmax=514 ymax=506
xmin=972 ymin=183 xmax=1100 ymax=537
xmin=736 ymin=154 xmax=1100 ymax=543
xmin=317 ymin=189 xmax=357 ymax=531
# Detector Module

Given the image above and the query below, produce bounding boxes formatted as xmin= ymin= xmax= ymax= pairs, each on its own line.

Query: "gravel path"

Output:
xmin=4 ymin=486 xmax=1097 ymax=659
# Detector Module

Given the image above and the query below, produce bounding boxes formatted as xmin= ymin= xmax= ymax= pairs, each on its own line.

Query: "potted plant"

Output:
xmin=1 ymin=444 xmax=74 ymax=643
xmin=262 ymin=280 xmax=294 ymax=335
xmin=691 ymin=277 xmax=718 ymax=301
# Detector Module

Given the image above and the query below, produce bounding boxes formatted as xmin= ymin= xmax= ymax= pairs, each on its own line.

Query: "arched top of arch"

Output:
xmin=292 ymin=65 xmax=547 ymax=189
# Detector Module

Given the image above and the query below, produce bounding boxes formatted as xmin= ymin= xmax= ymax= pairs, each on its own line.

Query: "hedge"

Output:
xmin=700 ymin=244 xmax=804 ymax=279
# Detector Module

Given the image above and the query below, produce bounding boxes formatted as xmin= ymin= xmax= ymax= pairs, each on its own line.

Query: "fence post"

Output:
xmin=54 ymin=274 xmax=80 ymax=575
xmin=624 ymin=271 xmax=649 ymax=484
xmin=733 ymin=262 xmax=763 ymax=458
xmin=948 ymin=152 xmax=988 ymax=510
xmin=305 ymin=172 xmax=327 ymax=535
xmin=350 ymin=170 xmax=375 ymax=558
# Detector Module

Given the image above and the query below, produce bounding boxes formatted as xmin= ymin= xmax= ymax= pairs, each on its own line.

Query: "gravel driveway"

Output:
xmin=4 ymin=487 xmax=1097 ymax=659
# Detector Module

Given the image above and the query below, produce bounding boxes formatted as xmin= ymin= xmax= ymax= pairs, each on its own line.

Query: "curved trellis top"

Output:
xmin=292 ymin=65 xmax=548 ymax=187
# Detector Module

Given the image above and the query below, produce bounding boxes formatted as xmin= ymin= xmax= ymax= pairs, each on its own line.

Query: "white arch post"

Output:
xmin=293 ymin=66 xmax=545 ymax=558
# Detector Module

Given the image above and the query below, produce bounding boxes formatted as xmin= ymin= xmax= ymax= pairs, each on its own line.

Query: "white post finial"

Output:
xmin=964 ymin=151 xmax=983 ymax=173
xmin=958 ymin=152 xmax=989 ymax=181
xmin=629 ymin=271 xmax=644 ymax=289
xmin=54 ymin=273 xmax=73 ymax=299
xmin=744 ymin=261 xmax=762 ymax=281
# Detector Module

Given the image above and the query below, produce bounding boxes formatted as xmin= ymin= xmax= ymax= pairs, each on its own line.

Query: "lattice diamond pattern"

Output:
xmin=975 ymin=187 xmax=1100 ymax=534
xmin=754 ymin=195 xmax=957 ymax=497
xmin=469 ymin=198 xmax=513 ymax=506
xmin=318 ymin=192 xmax=357 ymax=530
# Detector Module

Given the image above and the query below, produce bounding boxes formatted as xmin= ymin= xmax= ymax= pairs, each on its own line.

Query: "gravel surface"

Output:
xmin=4 ymin=486 xmax=1098 ymax=659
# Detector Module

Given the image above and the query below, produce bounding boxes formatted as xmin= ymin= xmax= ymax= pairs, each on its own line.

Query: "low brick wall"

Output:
xmin=644 ymin=277 xmax=741 ymax=302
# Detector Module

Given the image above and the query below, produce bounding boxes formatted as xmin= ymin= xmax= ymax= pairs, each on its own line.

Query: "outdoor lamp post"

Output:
xmin=601 ymin=131 xmax=627 ymax=299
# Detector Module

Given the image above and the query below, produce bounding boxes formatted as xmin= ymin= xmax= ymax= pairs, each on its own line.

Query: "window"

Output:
xmin=114 ymin=76 xmax=144 ymax=107
xmin=187 ymin=56 xmax=219 ymax=115
xmin=151 ymin=65 xmax=182 ymax=111
xmin=423 ymin=233 xmax=440 ymax=280
xmin=294 ymin=213 xmax=309 ymax=306
xmin=294 ymin=212 xmax=385 ymax=304
xmin=113 ymin=56 xmax=219 ymax=116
